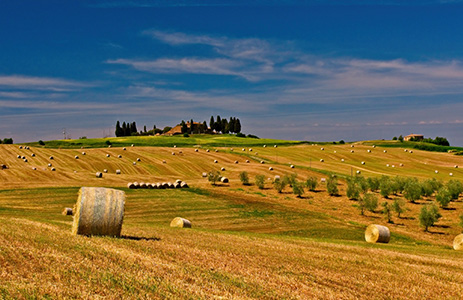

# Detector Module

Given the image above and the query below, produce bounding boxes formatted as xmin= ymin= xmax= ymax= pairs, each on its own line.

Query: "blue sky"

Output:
xmin=2 ymin=1 xmax=463 ymax=145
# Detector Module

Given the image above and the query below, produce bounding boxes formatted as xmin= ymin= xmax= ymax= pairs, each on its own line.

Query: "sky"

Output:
xmin=2 ymin=1 xmax=463 ymax=145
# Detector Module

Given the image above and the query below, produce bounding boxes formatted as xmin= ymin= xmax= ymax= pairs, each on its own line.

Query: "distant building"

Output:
xmin=404 ymin=134 xmax=424 ymax=141
xmin=164 ymin=121 xmax=211 ymax=136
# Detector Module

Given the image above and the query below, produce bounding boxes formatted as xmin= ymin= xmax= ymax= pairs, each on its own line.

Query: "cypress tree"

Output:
xmin=235 ymin=118 xmax=241 ymax=133
xmin=115 ymin=121 xmax=122 ymax=137
xmin=210 ymin=116 xmax=215 ymax=131
xmin=216 ymin=115 xmax=222 ymax=133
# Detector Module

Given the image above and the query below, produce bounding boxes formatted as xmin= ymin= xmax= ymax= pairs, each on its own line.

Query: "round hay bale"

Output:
xmin=220 ymin=177 xmax=229 ymax=183
xmin=321 ymin=147 xmax=324 ymax=151
xmin=118 ymin=155 xmax=122 ymax=158
xmin=140 ymin=182 xmax=147 ymax=189
xmin=202 ymin=172 xmax=208 ymax=177
xmin=221 ymin=167 xmax=226 ymax=171
xmin=32 ymin=167 xmax=36 ymax=170
xmin=320 ymin=159 xmax=324 ymax=162
xmin=373 ymin=145 xmax=376 ymax=148
xmin=133 ymin=162 xmax=137 ymax=165
xmin=162 ymin=160 xmax=166 ymax=164
xmin=175 ymin=179 xmax=182 ymax=184
xmin=75 ymin=156 xmax=79 ymax=159
xmin=351 ymin=145 xmax=354 ymax=148
xmin=367 ymin=150 xmax=371 ymax=153
xmin=123 ymin=147 xmax=126 ymax=151
xmin=195 ymin=149 xmax=198 ymax=152
xmin=172 ymin=152 xmax=175 ymax=155
xmin=386 ymin=164 xmax=390 ymax=167
xmin=215 ymin=149 xmax=218 ymax=152
xmin=48 ymin=163 xmax=52 ymax=167
xmin=103 ymin=169 xmax=108 ymax=173
xmin=31 ymin=153 xmax=36 ymax=157
xmin=174 ymin=182 xmax=181 ymax=188
xmin=242 ymin=148 xmax=245 ymax=151
xmin=21 ymin=156 xmax=25 ymax=159
xmin=249 ymin=148 xmax=253 ymax=152
xmin=341 ymin=159 xmax=345 ymax=162
xmin=455 ymin=165 xmax=459 ymax=168
xmin=263 ymin=145 xmax=266 ymax=147
xmin=127 ymin=182 xmax=135 ymax=189
xmin=167 ymin=182 xmax=174 ymax=189
xmin=82 ymin=152 xmax=86 ymax=155
xmin=181 ymin=182 xmax=189 ymax=188
xmin=137 ymin=158 xmax=141 ymax=162
xmin=206 ymin=149 xmax=210 ymax=152
xmin=151 ymin=183 xmax=158 ymax=189
xmin=246 ymin=160 xmax=250 ymax=163
xmin=133 ymin=182 xmax=140 ymax=189
xmin=400 ymin=163 xmax=404 ymax=167
xmin=274 ymin=145 xmax=277 ymax=148
xmin=383 ymin=150 xmax=387 ymax=153
xmin=365 ymin=224 xmax=390 ymax=243
xmin=351 ymin=150 xmax=354 ymax=153
xmin=269 ymin=167 xmax=273 ymax=171
xmin=290 ymin=164 xmax=295 ymax=168
xmin=450 ymin=173 xmax=454 ymax=176
xmin=235 ymin=160 xmax=239 ymax=164
xmin=410 ymin=150 xmax=413 ymax=153
xmin=356 ymin=170 xmax=361 ymax=174
xmin=115 ymin=169 xmax=121 ymax=175
xmin=260 ymin=161 xmax=265 ymax=164
xmin=404 ymin=149 xmax=408 ymax=152
xmin=108 ymin=145 xmax=112 ymax=148
xmin=321 ymin=178 xmax=326 ymax=183
xmin=19 ymin=146 xmax=23 ymax=149
xmin=173 ymin=145 xmax=177 ymax=148
xmin=71 ymin=187 xmax=125 ymax=237
xmin=106 ymin=154 xmax=110 ymax=158
xmin=170 ymin=217 xmax=191 ymax=228
xmin=62 ymin=207 xmax=73 ymax=216
xmin=49 ymin=156 xmax=54 ymax=160
xmin=392 ymin=165 xmax=395 ymax=168
xmin=131 ymin=144 xmax=134 ymax=147
xmin=23 ymin=159 xmax=28 ymax=162
xmin=435 ymin=170 xmax=439 ymax=174
xmin=453 ymin=234 xmax=463 ymax=250
xmin=156 ymin=183 xmax=163 ymax=189
xmin=96 ymin=172 xmax=103 ymax=178
xmin=51 ymin=167 xmax=56 ymax=171
xmin=214 ymin=160 xmax=218 ymax=163
xmin=230 ymin=148 xmax=234 ymax=151
xmin=17 ymin=155 xmax=21 ymax=159
xmin=361 ymin=161 xmax=365 ymax=165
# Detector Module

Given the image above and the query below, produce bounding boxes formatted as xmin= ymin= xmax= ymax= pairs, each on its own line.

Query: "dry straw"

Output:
xmin=72 ymin=187 xmax=125 ymax=237
xmin=453 ymin=234 xmax=463 ymax=250
xmin=170 ymin=217 xmax=192 ymax=228
xmin=365 ymin=224 xmax=390 ymax=243
xmin=62 ymin=207 xmax=73 ymax=216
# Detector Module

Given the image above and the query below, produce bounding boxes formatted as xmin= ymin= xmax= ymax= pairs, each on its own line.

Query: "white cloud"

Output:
xmin=0 ymin=75 xmax=88 ymax=91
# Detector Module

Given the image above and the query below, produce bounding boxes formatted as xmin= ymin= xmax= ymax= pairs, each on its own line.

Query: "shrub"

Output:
xmin=305 ymin=177 xmax=318 ymax=192
xmin=284 ymin=173 xmax=298 ymax=187
xmin=326 ymin=176 xmax=338 ymax=196
xmin=239 ymin=171 xmax=250 ymax=186
xmin=183 ymin=133 xmax=189 ymax=137
xmin=367 ymin=177 xmax=380 ymax=192
xmin=255 ymin=174 xmax=265 ymax=189
xmin=208 ymin=171 xmax=221 ymax=186
xmin=105 ymin=140 xmax=112 ymax=146
xmin=292 ymin=180 xmax=304 ymax=198
xmin=392 ymin=198 xmax=406 ymax=218
xmin=403 ymin=178 xmax=422 ymax=203
xmin=38 ymin=140 xmax=45 ymax=146
xmin=273 ymin=177 xmax=286 ymax=193
xmin=2 ymin=138 xmax=13 ymax=144
xmin=419 ymin=204 xmax=442 ymax=231
xmin=364 ymin=192 xmax=378 ymax=213
xmin=236 ymin=132 xmax=245 ymax=138
xmin=436 ymin=187 xmax=452 ymax=208
xmin=382 ymin=201 xmax=393 ymax=223
xmin=392 ymin=176 xmax=407 ymax=195
xmin=459 ymin=214 xmax=463 ymax=231
xmin=355 ymin=175 xmax=369 ymax=193
xmin=447 ymin=179 xmax=463 ymax=200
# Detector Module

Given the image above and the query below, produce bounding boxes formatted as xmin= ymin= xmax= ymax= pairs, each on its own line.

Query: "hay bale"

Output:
xmin=351 ymin=145 xmax=354 ymax=148
xmin=365 ymin=224 xmax=390 ymax=243
xmin=161 ymin=182 xmax=169 ymax=189
xmin=131 ymin=144 xmax=134 ymax=147
xmin=170 ymin=217 xmax=191 ymax=228
xmin=274 ymin=145 xmax=277 ymax=148
xmin=51 ymin=167 xmax=56 ymax=171
xmin=455 ymin=165 xmax=459 ymax=168
xmin=260 ymin=161 xmax=265 ymax=164
xmin=215 ymin=149 xmax=218 ymax=152
xmin=21 ymin=156 xmax=26 ymax=159
xmin=206 ymin=149 xmax=210 ymax=152
xmin=96 ymin=172 xmax=103 ymax=178
xmin=71 ymin=187 xmax=125 ymax=237
xmin=351 ymin=150 xmax=354 ymax=153
xmin=392 ymin=165 xmax=395 ymax=168
xmin=156 ymin=183 xmax=163 ymax=189
xmin=19 ymin=146 xmax=23 ymax=149
xmin=173 ymin=145 xmax=177 ymax=148
xmin=108 ymin=145 xmax=112 ymax=148
xmin=249 ymin=148 xmax=253 ymax=152
xmin=367 ymin=150 xmax=371 ymax=153
xmin=214 ymin=160 xmax=218 ymax=163
xmin=75 ymin=156 xmax=79 ymax=159
xmin=202 ymin=172 xmax=208 ymax=177
xmin=181 ymin=182 xmax=189 ymax=188
xmin=386 ymin=164 xmax=390 ymax=167
xmin=62 ymin=207 xmax=73 ymax=216
xmin=220 ymin=177 xmax=229 ymax=183
xmin=373 ymin=145 xmax=376 ymax=148
xmin=341 ymin=159 xmax=345 ymax=162
xmin=435 ymin=170 xmax=439 ymax=174
xmin=361 ymin=161 xmax=365 ymax=165
xmin=175 ymin=179 xmax=182 ymax=184
xmin=450 ymin=173 xmax=454 ymax=176
xmin=162 ymin=160 xmax=166 ymax=164
xmin=453 ymin=234 xmax=463 ymax=250
xmin=404 ymin=149 xmax=408 ymax=152
xmin=400 ymin=163 xmax=404 ymax=167
xmin=133 ymin=182 xmax=140 ymax=189
xmin=356 ymin=170 xmax=361 ymax=174
xmin=23 ymin=159 xmax=28 ymax=162
xmin=49 ymin=156 xmax=54 ymax=160
xmin=235 ymin=160 xmax=239 ymax=164
xmin=32 ymin=167 xmax=36 ymax=170
xmin=172 ymin=152 xmax=175 ymax=155
xmin=103 ymin=169 xmax=108 ymax=173
xmin=320 ymin=159 xmax=324 ymax=162
xmin=140 ymin=182 xmax=147 ymax=189
xmin=127 ymin=182 xmax=135 ymax=189
xmin=290 ymin=165 xmax=295 ymax=168
xmin=195 ymin=149 xmax=198 ymax=152
xmin=246 ymin=160 xmax=250 ymax=163
xmin=410 ymin=150 xmax=413 ymax=153
xmin=269 ymin=167 xmax=273 ymax=171
xmin=174 ymin=182 xmax=181 ymax=188
xmin=167 ymin=182 xmax=174 ymax=188
xmin=118 ymin=155 xmax=122 ymax=158
xmin=0 ymin=164 xmax=7 ymax=170
xmin=221 ymin=167 xmax=226 ymax=171
xmin=133 ymin=162 xmax=137 ymax=165
xmin=17 ymin=155 xmax=21 ymax=159
xmin=106 ymin=154 xmax=110 ymax=158
xmin=116 ymin=169 xmax=121 ymax=175
xmin=242 ymin=148 xmax=245 ymax=151
xmin=383 ymin=150 xmax=387 ymax=153
xmin=123 ymin=147 xmax=126 ymax=151
xmin=321 ymin=147 xmax=324 ymax=151
xmin=137 ymin=158 xmax=141 ymax=162
xmin=48 ymin=163 xmax=52 ymax=167
xmin=31 ymin=153 xmax=36 ymax=157
xmin=82 ymin=152 xmax=86 ymax=155
xmin=321 ymin=178 xmax=326 ymax=183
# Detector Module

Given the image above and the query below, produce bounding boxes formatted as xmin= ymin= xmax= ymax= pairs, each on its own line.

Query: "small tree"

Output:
xmin=292 ymin=180 xmax=304 ymax=198
xmin=364 ymin=192 xmax=378 ymax=213
xmin=346 ymin=177 xmax=361 ymax=200
xmin=326 ymin=176 xmax=338 ymax=196
xmin=306 ymin=176 xmax=318 ymax=192
xmin=367 ymin=177 xmax=380 ymax=192
xmin=355 ymin=175 xmax=369 ymax=193
xmin=273 ymin=177 xmax=287 ymax=193
xmin=398 ymin=135 xmax=404 ymax=142
xmin=436 ymin=187 xmax=452 ymax=208
xmin=459 ymin=214 xmax=463 ymax=231
xmin=208 ymin=171 xmax=221 ymax=186
xmin=419 ymin=204 xmax=442 ymax=232
xmin=239 ymin=171 xmax=250 ymax=186
xmin=392 ymin=198 xmax=406 ymax=218
xmin=357 ymin=197 xmax=366 ymax=215
xmin=379 ymin=176 xmax=392 ymax=198
xmin=255 ymin=174 xmax=265 ymax=189
xmin=403 ymin=178 xmax=422 ymax=203
xmin=447 ymin=179 xmax=463 ymax=200
xmin=382 ymin=201 xmax=393 ymax=223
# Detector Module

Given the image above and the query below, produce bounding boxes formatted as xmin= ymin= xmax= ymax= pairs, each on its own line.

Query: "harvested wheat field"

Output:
xmin=2 ymin=136 xmax=463 ymax=299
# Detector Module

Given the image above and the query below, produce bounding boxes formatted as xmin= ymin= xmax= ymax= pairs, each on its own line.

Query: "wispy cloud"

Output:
xmin=0 ymin=75 xmax=89 ymax=91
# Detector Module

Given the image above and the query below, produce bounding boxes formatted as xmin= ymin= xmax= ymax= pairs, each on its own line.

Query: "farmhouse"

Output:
xmin=404 ymin=134 xmax=424 ymax=141
xmin=164 ymin=121 xmax=212 ymax=136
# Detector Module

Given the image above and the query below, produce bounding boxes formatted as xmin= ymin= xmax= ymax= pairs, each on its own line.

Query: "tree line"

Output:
xmin=115 ymin=116 xmax=242 ymax=137
xmin=0 ymin=138 xmax=13 ymax=144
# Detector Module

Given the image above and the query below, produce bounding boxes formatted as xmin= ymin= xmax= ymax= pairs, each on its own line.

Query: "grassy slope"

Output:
xmin=2 ymin=136 xmax=463 ymax=298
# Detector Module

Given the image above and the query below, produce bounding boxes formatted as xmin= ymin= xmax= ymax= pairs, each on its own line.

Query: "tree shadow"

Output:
xmin=433 ymin=224 xmax=451 ymax=229
xmin=443 ymin=207 xmax=456 ymax=211
xmin=120 ymin=235 xmax=161 ymax=241
xmin=427 ymin=230 xmax=445 ymax=235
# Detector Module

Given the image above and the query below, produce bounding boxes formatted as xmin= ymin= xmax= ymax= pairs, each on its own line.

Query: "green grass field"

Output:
xmin=2 ymin=135 xmax=463 ymax=298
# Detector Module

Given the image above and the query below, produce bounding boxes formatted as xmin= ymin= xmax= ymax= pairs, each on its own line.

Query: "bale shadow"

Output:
xmin=120 ymin=235 xmax=161 ymax=241
xmin=433 ymin=224 xmax=451 ymax=229
xmin=443 ymin=207 xmax=457 ymax=211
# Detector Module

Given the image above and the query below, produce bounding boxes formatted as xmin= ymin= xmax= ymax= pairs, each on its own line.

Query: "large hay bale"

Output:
xmin=140 ymin=182 xmax=147 ymax=188
xmin=62 ymin=207 xmax=73 ymax=216
xmin=115 ymin=169 xmax=121 ymax=175
xmin=71 ymin=187 xmax=125 ymax=237
xmin=221 ymin=177 xmax=229 ymax=183
xmin=96 ymin=172 xmax=103 ymax=178
xmin=181 ymin=182 xmax=189 ymax=188
xmin=202 ymin=172 xmax=208 ymax=177
xmin=133 ymin=182 xmax=140 ymax=189
xmin=51 ymin=167 xmax=56 ymax=171
xmin=453 ymin=234 xmax=463 ymax=250
xmin=0 ymin=164 xmax=8 ymax=170
xmin=103 ymin=169 xmax=108 ymax=173
xmin=127 ymin=182 xmax=135 ymax=189
xmin=49 ymin=156 xmax=54 ymax=160
xmin=75 ymin=155 xmax=79 ymax=159
xmin=221 ymin=167 xmax=226 ymax=171
xmin=170 ymin=217 xmax=191 ymax=228
xmin=365 ymin=224 xmax=390 ymax=243
xmin=106 ymin=154 xmax=110 ymax=157
xmin=31 ymin=153 xmax=35 ymax=157
xmin=174 ymin=182 xmax=181 ymax=188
